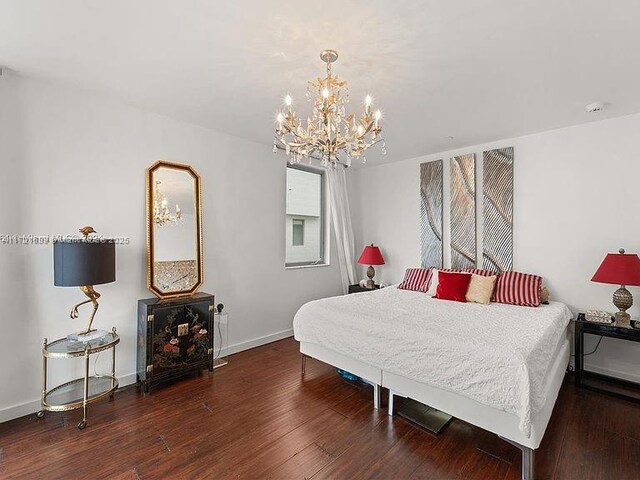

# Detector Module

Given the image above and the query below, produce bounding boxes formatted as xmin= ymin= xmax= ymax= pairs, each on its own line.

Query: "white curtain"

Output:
xmin=326 ymin=164 xmax=357 ymax=293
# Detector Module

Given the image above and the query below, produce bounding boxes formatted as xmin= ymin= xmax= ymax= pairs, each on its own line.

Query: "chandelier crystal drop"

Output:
xmin=153 ymin=181 xmax=182 ymax=226
xmin=273 ymin=50 xmax=386 ymax=167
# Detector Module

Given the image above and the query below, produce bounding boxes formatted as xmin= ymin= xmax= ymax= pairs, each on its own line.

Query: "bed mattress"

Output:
xmin=293 ymin=286 xmax=572 ymax=437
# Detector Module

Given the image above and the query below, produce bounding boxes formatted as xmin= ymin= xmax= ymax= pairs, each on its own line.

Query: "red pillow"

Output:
xmin=492 ymin=271 xmax=543 ymax=307
xmin=398 ymin=268 xmax=433 ymax=292
xmin=435 ymin=271 xmax=472 ymax=302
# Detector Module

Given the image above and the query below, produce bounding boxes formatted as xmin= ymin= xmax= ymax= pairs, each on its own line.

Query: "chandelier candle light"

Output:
xmin=273 ymin=49 xmax=386 ymax=167
xmin=153 ymin=180 xmax=182 ymax=226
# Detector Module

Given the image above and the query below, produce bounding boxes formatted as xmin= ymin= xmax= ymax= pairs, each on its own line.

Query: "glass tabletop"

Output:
xmin=45 ymin=376 xmax=117 ymax=409
xmin=45 ymin=332 xmax=119 ymax=357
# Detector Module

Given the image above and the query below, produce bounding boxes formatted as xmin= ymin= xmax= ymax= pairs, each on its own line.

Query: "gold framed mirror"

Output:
xmin=146 ymin=160 xmax=203 ymax=299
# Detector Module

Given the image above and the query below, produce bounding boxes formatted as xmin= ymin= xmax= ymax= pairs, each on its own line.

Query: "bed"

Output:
xmin=293 ymin=286 xmax=573 ymax=480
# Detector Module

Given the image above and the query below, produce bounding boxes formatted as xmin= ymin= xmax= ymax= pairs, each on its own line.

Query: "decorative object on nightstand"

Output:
xmin=357 ymin=244 xmax=385 ymax=289
xmin=574 ymin=313 xmax=640 ymax=402
xmin=584 ymin=310 xmax=614 ymax=324
xmin=591 ymin=248 xmax=640 ymax=328
xmin=213 ymin=309 xmax=229 ymax=368
xmin=53 ymin=226 xmax=116 ymax=341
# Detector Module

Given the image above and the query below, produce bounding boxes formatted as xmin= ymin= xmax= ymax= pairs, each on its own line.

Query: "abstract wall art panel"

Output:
xmin=482 ymin=147 xmax=514 ymax=272
xmin=419 ymin=160 xmax=443 ymax=268
xmin=450 ymin=154 xmax=477 ymax=269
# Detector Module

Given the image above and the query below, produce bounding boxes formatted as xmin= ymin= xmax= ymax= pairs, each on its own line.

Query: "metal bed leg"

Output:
xmin=388 ymin=390 xmax=394 ymax=416
xmin=500 ymin=436 xmax=535 ymax=480
xmin=373 ymin=384 xmax=381 ymax=409
xmin=522 ymin=447 xmax=535 ymax=480
xmin=301 ymin=354 xmax=307 ymax=375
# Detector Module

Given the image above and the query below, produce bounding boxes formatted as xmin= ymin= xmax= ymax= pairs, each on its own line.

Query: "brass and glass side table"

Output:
xmin=37 ymin=327 xmax=119 ymax=429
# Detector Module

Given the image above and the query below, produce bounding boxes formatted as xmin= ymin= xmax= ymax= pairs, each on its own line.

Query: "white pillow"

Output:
xmin=426 ymin=269 xmax=440 ymax=296
xmin=466 ymin=274 xmax=497 ymax=304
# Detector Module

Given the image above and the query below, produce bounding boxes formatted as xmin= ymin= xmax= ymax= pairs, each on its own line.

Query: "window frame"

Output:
xmin=285 ymin=164 xmax=329 ymax=269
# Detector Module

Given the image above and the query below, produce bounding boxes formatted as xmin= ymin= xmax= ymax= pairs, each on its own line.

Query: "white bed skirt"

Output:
xmin=299 ymin=335 xmax=569 ymax=450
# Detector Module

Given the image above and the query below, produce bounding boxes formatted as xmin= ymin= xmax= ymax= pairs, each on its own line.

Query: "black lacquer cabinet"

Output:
xmin=137 ymin=293 xmax=215 ymax=393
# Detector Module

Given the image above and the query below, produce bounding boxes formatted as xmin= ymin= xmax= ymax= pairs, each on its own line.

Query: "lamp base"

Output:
xmin=366 ymin=265 xmax=375 ymax=289
xmin=615 ymin=311 xmax=631 ymax=329
xmin=613 ymin=286 xmax=633 ymax=328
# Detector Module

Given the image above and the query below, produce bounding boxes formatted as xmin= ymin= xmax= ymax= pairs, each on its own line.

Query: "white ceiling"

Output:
xmin=2 ymin=0 xmax=640 ymax=165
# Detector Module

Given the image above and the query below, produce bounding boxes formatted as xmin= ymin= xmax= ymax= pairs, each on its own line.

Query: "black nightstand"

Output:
xmin=348 ymin=284 xmax=380 ymax=294
xmin=575 ymin=313 xmax=640 ymax=403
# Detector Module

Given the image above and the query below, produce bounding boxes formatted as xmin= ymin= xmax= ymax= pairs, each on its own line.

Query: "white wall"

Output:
xmin=0 ymin=73 xmax=342 ymax=422
xmin=349 ymin=112 xmax=640 ymax=384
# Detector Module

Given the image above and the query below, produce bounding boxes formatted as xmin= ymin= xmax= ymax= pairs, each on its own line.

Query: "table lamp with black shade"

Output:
xmin=54 ymin=227 xmax=116 ymax=341
xmin=591 ymin=248 xmax=640 ymax=328
xmin=357 ymin=244 xmax=385 ymax=289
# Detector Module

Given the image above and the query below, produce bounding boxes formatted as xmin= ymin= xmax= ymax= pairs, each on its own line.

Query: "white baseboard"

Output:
xmin=0 ymin=330 xmax=294 ymax=424
xmin=221 ymin=328 xmax=293 ymax=357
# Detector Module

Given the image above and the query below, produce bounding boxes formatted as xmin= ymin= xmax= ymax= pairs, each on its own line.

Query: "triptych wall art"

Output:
xmin=419 ymin=160 xmax=443 ymax=268
xmin=450 ymin=154 xmax=476 ymax=269
xmin=419 ymin=147 xmax=513 ymax=271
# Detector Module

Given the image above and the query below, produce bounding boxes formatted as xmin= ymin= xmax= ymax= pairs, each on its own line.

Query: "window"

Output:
xmin=285 ymin=166 xmax=326 ymax=267
xmin=292 ymin=219 xmax=305 ymax=246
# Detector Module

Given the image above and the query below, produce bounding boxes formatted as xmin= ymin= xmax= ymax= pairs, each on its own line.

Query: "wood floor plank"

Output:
xmin=310 ymin=413 xmax=415 ymax=479
xmin=263 ymin=442 xmax=333 ymax=480
xmin=1 ymin=337 xmax=639 ymax=480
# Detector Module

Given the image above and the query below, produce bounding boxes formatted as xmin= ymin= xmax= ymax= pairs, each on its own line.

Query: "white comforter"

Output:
xmin=293 ymin=286 xmax=572 ymax=437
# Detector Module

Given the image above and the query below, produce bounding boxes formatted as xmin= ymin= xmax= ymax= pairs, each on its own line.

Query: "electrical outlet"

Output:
xmin=178 ymin=323 xmax=189 ymax=337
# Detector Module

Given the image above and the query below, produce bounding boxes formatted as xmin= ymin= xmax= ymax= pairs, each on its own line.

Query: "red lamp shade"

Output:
xmin=358 ymin=245 xmax=385 ymax=266
xmin=591 ymin=250 xmax=640 ymax=286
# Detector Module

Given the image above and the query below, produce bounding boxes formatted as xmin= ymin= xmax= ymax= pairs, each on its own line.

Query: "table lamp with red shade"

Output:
xmin=591 ymin=248 xmax=640 ymax=328
xmin=357 ymin=244 xmax=385 ymax=289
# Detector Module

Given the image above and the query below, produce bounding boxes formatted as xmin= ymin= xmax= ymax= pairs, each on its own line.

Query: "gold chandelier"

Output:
xmin=273 ymin=49 xmax=386 ymax=167
xmin=153 ymin=181 xmax=182 ymax=226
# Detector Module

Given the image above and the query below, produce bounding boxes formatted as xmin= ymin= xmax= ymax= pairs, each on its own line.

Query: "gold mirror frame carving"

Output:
xmin=146 ymin=160 xmax=203 ymax=300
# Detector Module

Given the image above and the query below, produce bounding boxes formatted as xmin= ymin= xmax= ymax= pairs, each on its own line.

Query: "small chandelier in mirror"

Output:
xmin=153 ymin=180 xmax=182 ymax=226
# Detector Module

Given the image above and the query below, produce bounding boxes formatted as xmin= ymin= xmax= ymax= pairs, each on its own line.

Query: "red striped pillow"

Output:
xmin=492 ymin=271 xmax=543 ymax=307
xmin=467 ymin=268 xmax=497 ymax=277
xmin=398 ymin=268 xmax=433 ymax=292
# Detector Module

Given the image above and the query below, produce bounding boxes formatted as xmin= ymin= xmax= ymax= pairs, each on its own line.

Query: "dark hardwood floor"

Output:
xmin=1 ymin=337 xmax=639 ymax=479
